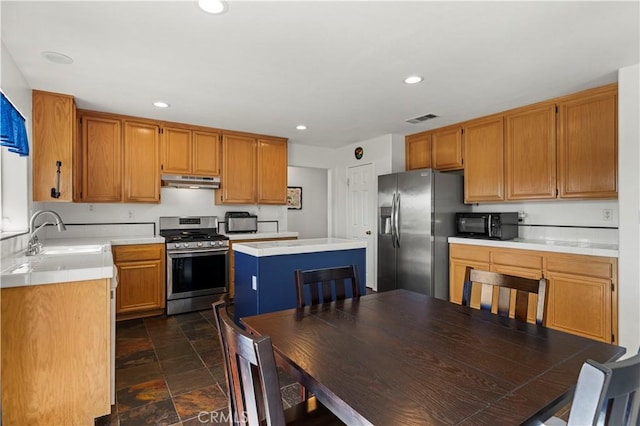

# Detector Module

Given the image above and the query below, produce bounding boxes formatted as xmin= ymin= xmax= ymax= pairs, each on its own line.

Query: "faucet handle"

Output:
xmin=26 ymin=235 xmax=42 ymax=256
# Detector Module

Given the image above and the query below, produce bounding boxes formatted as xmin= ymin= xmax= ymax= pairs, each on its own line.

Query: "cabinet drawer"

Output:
xmin=113 ymin=244 xmax=164 ymax=263
xmin=491 ymin=249 xmax=543 ymax=270
xmin=545 ymin=253 xmax=614 ymax=279
xmin=450 ymin=244 xmax=490 ymax=263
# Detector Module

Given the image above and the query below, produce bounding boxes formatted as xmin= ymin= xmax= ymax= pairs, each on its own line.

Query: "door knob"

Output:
xmin=366 ymin=230 xmax=372 ymax=235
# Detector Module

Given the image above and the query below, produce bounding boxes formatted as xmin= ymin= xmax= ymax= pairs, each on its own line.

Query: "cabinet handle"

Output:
xmin=50 ymin=161 xmax=62 ymax=199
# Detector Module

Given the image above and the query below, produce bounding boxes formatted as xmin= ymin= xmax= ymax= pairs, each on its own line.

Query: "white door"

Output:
xmin=347 ymin=163 xmax=376 ymax=290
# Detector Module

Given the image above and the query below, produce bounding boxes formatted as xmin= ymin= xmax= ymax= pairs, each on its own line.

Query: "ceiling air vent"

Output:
xmin=406 ymin=113 xmax=439 ymax=124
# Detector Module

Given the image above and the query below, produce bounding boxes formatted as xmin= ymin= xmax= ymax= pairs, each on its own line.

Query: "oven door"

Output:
xmin=166 ymin=248 xmax=228 ymax=301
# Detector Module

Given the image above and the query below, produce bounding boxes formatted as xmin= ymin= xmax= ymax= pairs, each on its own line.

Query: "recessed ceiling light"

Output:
xmin=153 ymin=101 xmax=170 ymax=108
xmin=41 ymin=51 xmax=73 ymax=65
xmin=296 ymin=125 xmax=307 ymax=130
xmin=198 ymin=0 xmax=227 ymax=14
xmin=404 ymin=76 xmax=423 ymax=84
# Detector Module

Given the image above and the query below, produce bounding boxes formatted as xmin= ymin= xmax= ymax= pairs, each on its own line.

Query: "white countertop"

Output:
xmin=224 ymin=232 xmax=299 ymax=241
xmin=233 ymin=237 xmax=366 ymax=257
xmin=448 ymin=237 xmax=619 ymax=258
xmin=1 ymin=236 xmax=165 ymax=289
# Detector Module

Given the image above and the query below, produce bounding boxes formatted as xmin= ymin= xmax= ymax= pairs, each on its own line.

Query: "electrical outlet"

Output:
xmin=602 ymin=208 xmax=613 ymax=222
xmin=88 ymin=204 xmax=94 ymax=212
xmin=127 ymin=210 xmax=135 ymax=220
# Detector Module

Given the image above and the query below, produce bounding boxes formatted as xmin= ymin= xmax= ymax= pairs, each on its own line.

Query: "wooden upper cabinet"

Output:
xmin=257 ymin=138 xmax=288 ymax=204
xmin=192 ymin=131 xmax=221 ymax=176
xmin=557 ymin=85 xmax=617 ymax=199
xmin=161 ymin=126 xmax=192 ymax=174
xmin=161 ymin=127 xmax=220 ymax=177
xmin=505 ymin=104 xmax=557 ymax=200
xmin=405 ymin=132 xmax=431 ymax=171
xmin=32 ymin=91 xmax=76 ymax=202
xmin=432 ymin=126 xmax=463 ymax=171
xmin=79 ymin=114 xmax=122 ymax=202
xmin=219 ymin=134 xmax=258 ymax=204
xmin=463 ymin=117 xmax=504 ymax=203
xmin=124 ymin=121 xmax=160 ymax=203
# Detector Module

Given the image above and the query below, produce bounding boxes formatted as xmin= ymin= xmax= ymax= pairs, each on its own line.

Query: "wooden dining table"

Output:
xmin=241 ymin=289 xmax=625 ymax=425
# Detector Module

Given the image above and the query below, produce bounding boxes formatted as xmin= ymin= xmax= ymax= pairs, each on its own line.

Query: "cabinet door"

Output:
xmin=505 ymin=104 xmax=556 ymax=200
xmin=81 ymin=115 xmax=122 ymax=202
xmin=114 ymin=244 xmax=165 ymax=316
xmin=192 ymin=131 xmax=221 ymax=176
xmin=557 ymin=87 xmax=617 ymax=199
xmin=449 ymin=259 xmax=490 ymax=305
xmin=405 ymin=133 xmax=431 ymax=171
xmin=463 ymin=117 xmax=504 ymax=202
xmin=32 ymin=91 xmax=75 ymax=202
xmin=123 ymin=121 xmax=160 ymax=203
xmin=116 ymin=260 xmax=165 ymax=313
xmin=257 ymin=138 xmax=288 ymax=204
xmin=161 ymin=127 xmax=192 ymax=174
xmin=219 ymin=134 xmax=257 ymax=204
xmin=432 ymin=126 xmax=463 ymax=171
xmin=545 ymin=271 xmax=612 ymax=343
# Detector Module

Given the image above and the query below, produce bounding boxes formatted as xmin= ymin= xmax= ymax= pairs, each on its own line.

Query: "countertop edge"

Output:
xmin=233 ymin=238 xmax=367 ymax=257
xmin=448 ymin=237 xmax=619 ymax=258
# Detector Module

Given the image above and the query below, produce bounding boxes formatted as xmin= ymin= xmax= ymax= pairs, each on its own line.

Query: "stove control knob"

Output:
xmin=182 ymin=243 xmax=189 ymax=249
xmin=174 ymin=243 xmax=180 ymax=249
xmin=210 ymin=241 xmax=216 ymax=247
xmin=197 ymin=242 xmax=203 ymax=247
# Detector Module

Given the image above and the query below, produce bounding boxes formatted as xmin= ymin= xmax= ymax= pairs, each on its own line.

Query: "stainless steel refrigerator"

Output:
xmin=378 ymin=169 xmax=469 ymax=300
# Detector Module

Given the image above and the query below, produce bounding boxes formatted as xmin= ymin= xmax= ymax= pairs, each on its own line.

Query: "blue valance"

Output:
xmin=0 ymin=91 xmax=29 ymax=157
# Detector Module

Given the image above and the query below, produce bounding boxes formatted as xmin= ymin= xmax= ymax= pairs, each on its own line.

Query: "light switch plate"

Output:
xmin=252 ymin=275 xmax=257 ymax=290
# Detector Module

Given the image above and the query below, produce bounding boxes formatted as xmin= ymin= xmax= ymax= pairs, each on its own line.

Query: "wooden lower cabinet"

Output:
xmin=449 ymin=243 xmax=617 ymax=343
xmin=228 ymin=236 xmax=297 ymax=298
xmin=449 ymin=259 xmax=489 ymax=305
xmin=113 ymin=244 xmax=165 ymax=319
xmin=2 ymin=279 xmax=111 ymax=425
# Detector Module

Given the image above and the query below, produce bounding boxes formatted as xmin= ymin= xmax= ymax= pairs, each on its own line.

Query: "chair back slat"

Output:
xmin=462 ymin=267 xmax=548 ymax=325
xmin=294 ymin=265 xmax=360 ymax=308
xmin=213 ymin=300 xmax=287 ymax=426
xmin=497 ymin=287 xmax=511 ymax=317
xmin=479 ymin=284 xmax=493 ymax=311
xmin=514 ymin=290 xmax=530 ymax=323
xmin=568 ymin=353 xmax=640 ymax=426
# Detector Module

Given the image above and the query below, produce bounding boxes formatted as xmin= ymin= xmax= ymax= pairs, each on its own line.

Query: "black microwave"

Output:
xmin=455 ymin=212 xmax=519 ymax=240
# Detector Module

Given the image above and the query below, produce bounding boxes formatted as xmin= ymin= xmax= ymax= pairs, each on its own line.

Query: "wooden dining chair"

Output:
xmin=545 ymin=352 xmax=640 ymax=426
xmin=294 ymin=265 xmax=359 ymax=308
xmin=212 ymin=300 xmax=344 ymax=426
xmin=461 ymin=267 xmax=548 ymax=325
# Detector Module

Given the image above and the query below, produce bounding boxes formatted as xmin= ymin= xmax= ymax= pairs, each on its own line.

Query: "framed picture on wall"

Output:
xmin=287 ymin=187 xmax=302 ymax=210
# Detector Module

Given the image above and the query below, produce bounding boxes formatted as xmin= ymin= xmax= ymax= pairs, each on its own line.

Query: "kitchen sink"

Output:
xmin=39 ymin=245 xmax=105 ymax=255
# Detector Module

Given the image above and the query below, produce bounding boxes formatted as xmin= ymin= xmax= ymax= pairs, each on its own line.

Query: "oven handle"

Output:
xmin=167 ymin=249 xmax=228 ymax=258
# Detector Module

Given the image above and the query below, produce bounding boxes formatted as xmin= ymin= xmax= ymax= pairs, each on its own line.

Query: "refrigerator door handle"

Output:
xmin=391 ymin=193 xmax=397 ymax=248
xmin=394 ymin=193 xmax=401 ymax=247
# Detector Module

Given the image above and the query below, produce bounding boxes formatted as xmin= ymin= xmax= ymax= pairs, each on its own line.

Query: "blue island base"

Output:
xmin=234 ymin=248 xmax=366 ymax=324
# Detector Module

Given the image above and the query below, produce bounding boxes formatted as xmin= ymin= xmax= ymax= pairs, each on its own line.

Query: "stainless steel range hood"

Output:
xmin=161 ymin=174 xmax=220 ymax=189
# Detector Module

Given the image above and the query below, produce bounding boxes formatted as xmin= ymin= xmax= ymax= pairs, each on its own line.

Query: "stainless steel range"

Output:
xmin=159 ymin=216 xmax=229 ymax=315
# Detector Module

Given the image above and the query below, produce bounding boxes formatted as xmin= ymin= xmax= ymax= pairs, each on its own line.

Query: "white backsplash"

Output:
xmin=40 ymin=223 xmax=156 ymax=240
xmin=1 ymin=233 xmax=28 ymax=259
xmin=471 ymin=199 xmax=619 ymax=245
xmin=36 ymin=187 xmax=288 ymax=236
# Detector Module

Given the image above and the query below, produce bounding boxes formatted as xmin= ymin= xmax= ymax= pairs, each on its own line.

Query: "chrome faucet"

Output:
xmin=26 ymin=210 xmax=67 ymax=256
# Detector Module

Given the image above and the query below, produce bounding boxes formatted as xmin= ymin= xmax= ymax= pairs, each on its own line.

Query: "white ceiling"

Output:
xmin=2 ymin=1 xmax=639 ymax=149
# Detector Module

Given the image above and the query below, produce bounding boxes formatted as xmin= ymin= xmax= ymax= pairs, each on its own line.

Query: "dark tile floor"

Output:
xmin=98 ymin=307 xmax=302 ymax=426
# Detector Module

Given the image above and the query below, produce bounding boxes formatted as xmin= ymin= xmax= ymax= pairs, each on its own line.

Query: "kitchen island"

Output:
xmin=232 ymin=238 xmax=366 ymax=323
